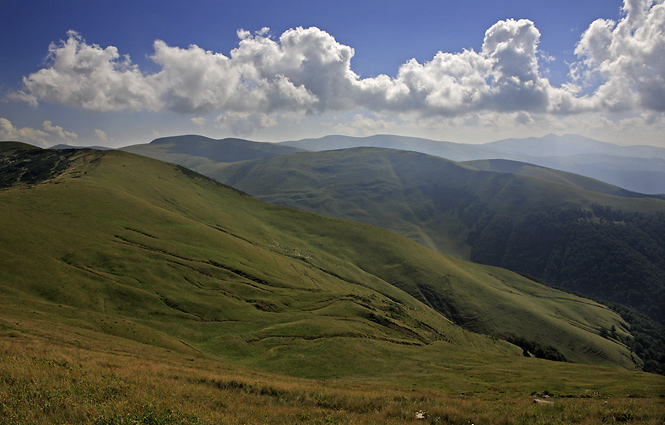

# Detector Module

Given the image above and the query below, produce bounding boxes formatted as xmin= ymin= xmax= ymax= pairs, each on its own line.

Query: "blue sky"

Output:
xmin=1 ymin=0 xmax=663 ymax=147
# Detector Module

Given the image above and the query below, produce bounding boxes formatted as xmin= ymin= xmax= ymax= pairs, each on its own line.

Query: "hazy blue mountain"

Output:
xmin=486 ymin=134 xmax=665 ymax=159
xmin=115 ymin=133 xmax=665 ymax=194
xmin=121 ymin=134 xmax=305 ymax=170
xmin=280 ymin=133 xmax=665 ymax=194
xmin=527 ymin=155 xmax=665 ymax=195
xmin=283 ymin=133 xmax=665 ymax=160
xmin=279 ymin=134 xmax=500 ymax=161
xmin=463 ymin=159 xmax=661 ymax=199
xmin=49 ymin=144 xmax=115 ymax=150
xmin=483 ymin=135 xmax=665 ymax=194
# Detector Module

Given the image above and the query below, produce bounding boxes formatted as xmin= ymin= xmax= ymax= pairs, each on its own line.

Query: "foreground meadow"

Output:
xmin=1 ymin=311 xmax=663 ymax=425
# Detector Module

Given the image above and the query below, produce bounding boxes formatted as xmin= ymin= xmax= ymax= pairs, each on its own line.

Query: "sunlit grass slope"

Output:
xmin=0 ymin=146 xmax=639 ymax=375
xmin=3 ymin=312 xmax=663 ymax=424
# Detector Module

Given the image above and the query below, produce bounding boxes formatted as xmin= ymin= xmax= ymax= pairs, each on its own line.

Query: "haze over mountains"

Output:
xmin=280 ymin=134 xmax=665 ymax=195
xmin=118 ymin=133 xmax=665 ymax=195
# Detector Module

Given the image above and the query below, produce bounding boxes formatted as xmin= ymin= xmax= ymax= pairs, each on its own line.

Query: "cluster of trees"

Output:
xmin=0 ymin=148 xmax=79 ymax=188
xmin=468 ymin=205 xmax=665 ymax=323
xmin=466 ymin=204 xmax=665 ymax=374
xmin=603 ymin=303 xmax=665 ymax=375
xmin=505 ymin=335 xmax=568 ymax=362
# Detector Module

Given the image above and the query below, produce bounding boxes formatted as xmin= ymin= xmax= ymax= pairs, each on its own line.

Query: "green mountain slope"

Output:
xmin=463 ymin=159 xmax=649 ymax=198
xmin=0 ymin=141 xmax=41 ymax=152
xmin=210 ymin=148 xmax=665 ymax=325
xmin=0 ymin=145 xmax=639 ymax=374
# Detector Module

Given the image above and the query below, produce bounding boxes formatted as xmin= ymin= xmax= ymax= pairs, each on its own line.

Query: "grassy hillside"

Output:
xmin=0 ymin=140 xmax=41 ymax=152
xmin=1 ymin=145 xmax=664 ymax=423
xmin=0 ymin=145 xmax=640 ymax=372
xmin=3 ymin=310 xmax=664 ymax=424
xmin=463 ymin=159 xmax=648 ymax=198
xmin=210 ymin=148 xmax=665 ymax=326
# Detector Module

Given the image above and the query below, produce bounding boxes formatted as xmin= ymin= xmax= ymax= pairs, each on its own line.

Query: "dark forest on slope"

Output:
xmin=469 ymin=204 xmax=665 ymax=322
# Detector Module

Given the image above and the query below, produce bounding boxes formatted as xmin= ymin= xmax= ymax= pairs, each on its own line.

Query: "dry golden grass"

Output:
xmin=1 ymin=312 xmax=663 ymax=425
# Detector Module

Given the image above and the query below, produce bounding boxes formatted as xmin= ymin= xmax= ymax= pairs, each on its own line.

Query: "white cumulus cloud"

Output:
xmin=6 ymin=24 xmax=565 ymax=118
xmin=43 ymin=120 xmax=78 ymax=141
xmin=8 ymin=0 xmax=665 ymax=135
xmin=94 ymin=129 xmax=110 ymax=141
xmin=0 ymin=118 xmax=49 ymax=145
xmin=17 ymin=31 xmax=159 ymax=112
xmin=215 ymin=111 xmax=278 ymax=136
xmin=572 ymin=0 xmax=665 ymax=111
xmin=328 ymin=113 xmax=397 ymax=136
xmin=0 ymin=117 xmax=78 ymax=146
xmin=190 ymin=116 xmax=206 ymax=126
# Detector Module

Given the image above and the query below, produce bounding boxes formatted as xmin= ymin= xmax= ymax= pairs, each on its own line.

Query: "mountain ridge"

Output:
xmin=463 ymin=158 xmax=661 ymax=199
xmin=114 ymin=132 xmax=665 ymax=193
xmin=279 ymin=133 xmax=665 ymax=194
xmin=486 ymin=133 xmax=665 ymax=159
xmin=120 ymin=134 xmax=305 ymax=170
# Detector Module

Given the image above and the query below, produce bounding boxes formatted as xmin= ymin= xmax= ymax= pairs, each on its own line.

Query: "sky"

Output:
xmin=1 ymin=0 xmax=664 ymax=148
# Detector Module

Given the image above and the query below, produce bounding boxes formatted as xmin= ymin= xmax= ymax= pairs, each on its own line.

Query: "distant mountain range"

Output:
xmin=462 ymin=159 xmax=661 ymax=199
xmin=121 ymin=134 xmax=304 ymax=170
xmin=280 ymin=134 xmax=665 ymax=194
xmin=117 ymin=133 xmax=665 ymax=194
xmin=49 ymin=144 xmax=114 ymax=150
xmin=484 ymin=134 xmax=665 ymax=159
xmin=282 ymin=133 xmax=665 ymax=160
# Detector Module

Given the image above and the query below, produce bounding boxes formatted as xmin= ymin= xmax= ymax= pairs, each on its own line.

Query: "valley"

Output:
xmin=201 ymin=146 xmax=665 ymax=325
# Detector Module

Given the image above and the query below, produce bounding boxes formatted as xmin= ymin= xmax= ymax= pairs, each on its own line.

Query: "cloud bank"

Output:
xmin=0 ymin=118 xmax=78 ymax=146
xmin=10 ymin=0 xmax=665 ymax=134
